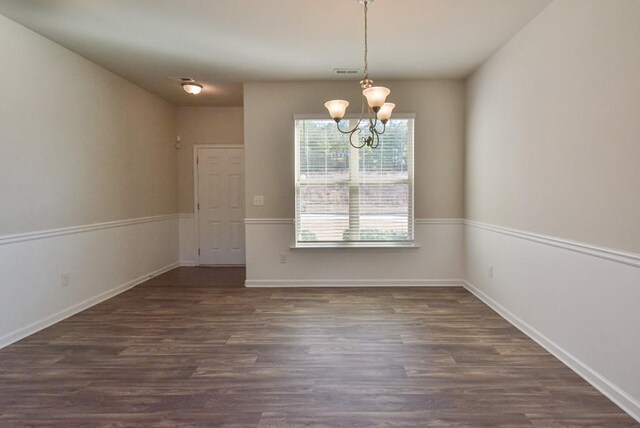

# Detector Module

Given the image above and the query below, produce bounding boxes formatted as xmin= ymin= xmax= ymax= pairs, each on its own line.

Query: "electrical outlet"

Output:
xmin=488 ymin=266 xmax=494 ymax=279
xmin=279 ymin=253 xmax=287 ymax=264
xmin=61 ymin=273 xmax=71 ymax=287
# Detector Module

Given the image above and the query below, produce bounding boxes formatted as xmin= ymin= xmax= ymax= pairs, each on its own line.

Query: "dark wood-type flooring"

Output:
xmin=0 ymin=267 xmax=636 ymax=427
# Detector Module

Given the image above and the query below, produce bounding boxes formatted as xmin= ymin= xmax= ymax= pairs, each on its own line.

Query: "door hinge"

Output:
xmin=196 ymin=156 xmax=199 ymax=165
xmin=197 ymin=203 xmax=200 ymax=210
xmin=198 ymin=248 xmax=201 ymax=256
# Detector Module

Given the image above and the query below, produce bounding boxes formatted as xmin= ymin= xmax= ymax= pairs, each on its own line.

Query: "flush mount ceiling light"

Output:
xmin=324 ymin=0 xmax=394 ymax=149
xmin=182 ymin=82 xmax=203 ymax=95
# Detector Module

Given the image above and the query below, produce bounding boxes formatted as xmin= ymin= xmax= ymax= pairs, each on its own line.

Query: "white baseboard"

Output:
xmin=245 ymin=279 xmax=464 ymax=288
xmin=180 ymin=260 xmax=197 ymax=267
xmin=0 ymin=261 xmax=179 ymax=350
xmin=463 ymin=280 xmax=640 ymax=423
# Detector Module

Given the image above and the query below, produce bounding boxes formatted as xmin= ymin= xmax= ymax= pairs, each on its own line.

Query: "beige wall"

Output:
xmin=0 ymin=14 xmax=177 ymax=236
xmin=466 ymin=0 xmax=640 ymax=253
xmin=464 ymin=1 xmax=640 ymax=415
xmin=176 ymin=107 xmax=244 ymax=213
xmin=0 ymin=14 xmax=179 ymax=347
xmin=244 ymin=80 xmax=465 ymax=219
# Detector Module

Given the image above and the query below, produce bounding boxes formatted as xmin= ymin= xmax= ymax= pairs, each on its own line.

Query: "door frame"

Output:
xmin=193 ymin=144 xmax=245 ymax=266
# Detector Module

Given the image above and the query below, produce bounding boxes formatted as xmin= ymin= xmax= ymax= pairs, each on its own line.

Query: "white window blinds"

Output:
xmin=295 ymin=117 xmax=414 ymax=245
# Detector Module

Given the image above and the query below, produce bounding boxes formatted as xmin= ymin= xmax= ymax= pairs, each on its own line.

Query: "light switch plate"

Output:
xmin=253 ymin=195 xmax=264 ymax=206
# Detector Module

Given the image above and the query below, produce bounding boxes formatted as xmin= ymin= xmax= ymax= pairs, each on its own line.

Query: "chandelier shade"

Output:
xmin=362 ymin=86 xmax=391 ymax=111
xmin=324 ymin=100 xmax=350 ymax=121
xmin=376 ymin=102 xmax=396 ymax=123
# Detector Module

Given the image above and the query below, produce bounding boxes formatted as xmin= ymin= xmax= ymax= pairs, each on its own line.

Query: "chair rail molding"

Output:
xmin=465 ymin=220 xmax=640 ymax=268
xmin=0 ymin=214 xmax=178 ymax=246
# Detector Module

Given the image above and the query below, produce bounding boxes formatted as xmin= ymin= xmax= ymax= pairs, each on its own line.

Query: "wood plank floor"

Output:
xmin=0 ymin=267 xmax=636 ymax=427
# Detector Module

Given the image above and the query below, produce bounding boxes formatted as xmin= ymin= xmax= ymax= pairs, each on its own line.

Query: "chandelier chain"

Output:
xmin=364 ymin=0 xmax=368 ymax=79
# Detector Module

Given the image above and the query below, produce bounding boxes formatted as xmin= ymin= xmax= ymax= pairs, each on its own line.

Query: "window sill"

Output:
xmin=291 ymin=242 xmax=420 ymax=250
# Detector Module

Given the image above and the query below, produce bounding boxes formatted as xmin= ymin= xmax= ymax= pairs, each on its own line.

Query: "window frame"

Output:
xmin=293 ymin=113 xmax=416 ymax=249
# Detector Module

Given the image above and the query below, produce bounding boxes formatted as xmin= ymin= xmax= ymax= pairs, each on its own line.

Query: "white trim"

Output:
xmin=0 ymin=214 xmax=178 ymax=246
xmin=291 ymin=242 xmax=420 ymax=250
xmin=193 ymin=146 xmax=203 ymax=265
xmin=245 ymin=279 xmax=464 ymax=288
xmin=192 ymin=144 xmax=244 ymax=149
xmin=415 ymin=218 xmax=465 ymax=225
xmin=201 ymin=264 xmax=246 ymax=267
xmin=178 ymin=214 xmax=197 ymax=266
xmin=0 ymin=262 xmax=180 ymax=350
xmin=244 ymin=218 xmax=294 ymax=225
xmin=463 ymin=280 xmax=640 ymax=423
xmin=244 ymin=218 xmax=465 ymax=226
xmin=465 ymin=220 xmax=640 ymax=268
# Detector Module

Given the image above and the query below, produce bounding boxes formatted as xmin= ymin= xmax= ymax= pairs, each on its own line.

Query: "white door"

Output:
xmin=197 ymin=147 xmax=245 ymax=265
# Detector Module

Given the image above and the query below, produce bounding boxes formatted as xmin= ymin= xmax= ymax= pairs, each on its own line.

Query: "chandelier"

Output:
xmin=324 ymin=0 xmax=395 ymax=149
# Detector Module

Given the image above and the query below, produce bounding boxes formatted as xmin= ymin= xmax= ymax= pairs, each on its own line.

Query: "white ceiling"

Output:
xmin=0 ymin=0 xmax=551 ymax=106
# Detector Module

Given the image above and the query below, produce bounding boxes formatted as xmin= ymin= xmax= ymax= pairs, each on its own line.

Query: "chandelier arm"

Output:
xmin=364 ymin=125 xmax=379 ymax=149
xmin=356 ymin=96 xmax=371 ymax=132
xmin=368 ymin=109 xmax=378 ymax=128
xmin=349 ymin=128 xmax=368 ymax=149
xmin=374 ymin=121 xmax=387 ymax=135
xmin=335 ymin=99 xmax=366 ymax=133
xmin=336 ymin=121 xmax=359 ymax=135
xmin=336 ymin=122 xmax=367 ymax=149
xmin=371 ymin=131 xmax=380 ymax=149
xmin=352 ymin=97 xmax=366 ymax=131
xmin=336 ymin=111 xmax=365 ymax=136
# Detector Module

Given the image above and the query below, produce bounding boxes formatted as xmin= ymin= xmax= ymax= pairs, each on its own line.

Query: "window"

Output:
xmin=295 ymin=116 xmax=414 ymax=247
